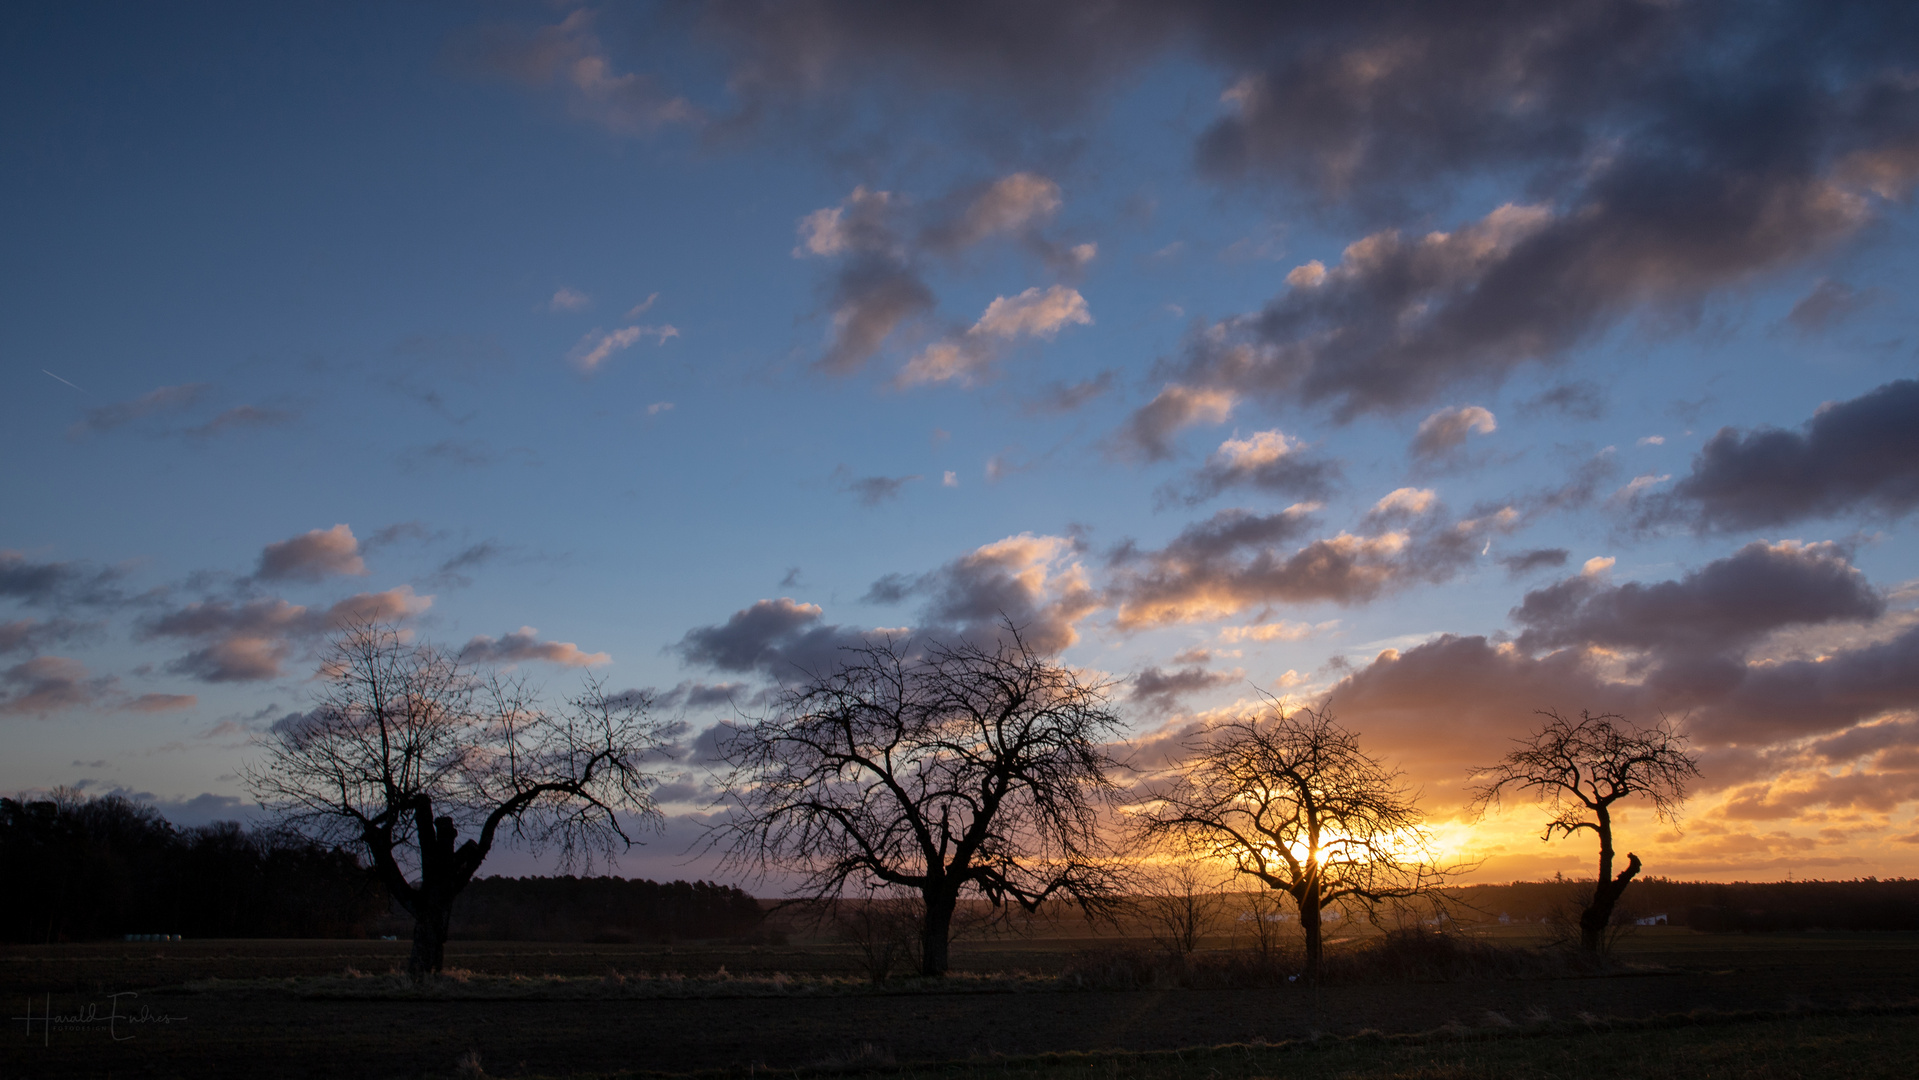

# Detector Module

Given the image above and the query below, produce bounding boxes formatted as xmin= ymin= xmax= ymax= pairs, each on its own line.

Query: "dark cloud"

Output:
xmin=904 ymin=534 xmax=1098 ymax=653
xmin=796 ymin=177 xmax=1090 ymax=376
xmin=459 ymin=627 xmax=608 ymax=668
xmin=1634 ymin=379 xmax=1919 ymax=531
xmin=674 ymin=597 xmax=873 ymax=676
xmin=652 ymin=679 xmax=752 ymax=712
xmin=695 ymin=0 xmax=1179 ymax=131
xmin=254 ymin=524 xmax=367 ymax=583
xmin=835 ymin=470 xmax=921 ymax=506
xmin=122 ymin=692 xmax=196 ymax=713
xmin=1784 ymin=278 xmax=1876 ymax=332
xmin=140 ymin=587 xmax=430 ymax=682
xmin=452 ymin=9 xmax=700 ymax=135
xmin=364 ymin=521 xmax=433 ymax=549
xmin=0 ymin=656 xmax=102 ymax=716
xmin=1161 ymin=429 xmax=1341 ymax=507
xmin=183 ymin=405 xmax=295 ymax=439
xmin=1129 ymin=1 xmax=1919 ymax=420
xmin=1674 ymin=623 xmax=1919 ymax=745
xmin=1512 ymin=541 xmax=1884 ymax=658
xmin=861 ymin=572 xmax=912 ymax=604
xmin=1131 ymin=664 xmax=1238 ymax=712
xmin=1023 ymin=371 xmax=1117 ymax=414
xmin=819 ymin=257 xmax=936 ymax=374
xmin=1108 ymin=500 xmax=1490 ymax=628
xmin=0 ymin=551 xmax=125 ymax=609
xmin=68 ymin=383 xmax=210 ymax=437
xmin=427 ymin=542 xmax=503 ymax=588
xmin=1113 ymin=383 xmax=1236 ymax=461
xmin=1497 ymin=548 xmax=1569 ymax=578
xmin=1521 ymin=381 xmax=1606 ymax=421
xmin=0 ymin=617 xmax=95 ymax=656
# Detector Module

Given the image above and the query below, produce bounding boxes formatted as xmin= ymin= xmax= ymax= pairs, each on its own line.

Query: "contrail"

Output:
xmin=42 ymin=369 xmax=86 ymax=393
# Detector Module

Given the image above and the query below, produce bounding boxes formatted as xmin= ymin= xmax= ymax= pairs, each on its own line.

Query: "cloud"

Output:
xmin=456 ymin=9 xmax=700 ymax=135
xmin=1498 ymin=548 xmax=1570 ymax=578
xmin=1116 ymin=384 xmax=1236 ymax=461
xmin=1521 ymin=381 xmax=1606 ymax=421
xmin=0 ymin=617 xmax=95 ymax=656
xmin=68 ymin=383 xmax=210 ymax=437
xmin=835 ymin=470 xmax=921 ymax=507
xmin=549 ymin=286 xmax=592 ymax=311
xmin=1367 ymin=487 xmax=1438 ymax=522
xmin=898 ymin=285 xmax=1091 ymax=387
xmin=1132 ymin=664 xmax=1239 ymax=712
xmin=797 ymin=178 xmax=1090 ymax=377
xmin=183 ymin=406 xmax=295 ymax=439
xmin=122 ymin=692 xmax=197 ymax=713
xmin=651 ymin=680 xmax=752 ymax=713
xmin=1158 ymin=28 xmax=1919 ymax=419
xmin=972 ymin=285 xmax=1091 ymax=339
xmin=1634 ymin=379 xmax=1919 ymax=531
xmin=459 ymin=627 xmax=609 ymax=667
xmin=1411 ymin=405 xmax=1496 ymax=460
xmin=254 ymin=524 xmax=367 ymax=583
xmin=674 ymin=597 xmax=874 ymax=676
xmin=140 ymin=586 xmax=433 ymax=683
xmin=1512 ymin=540 xmax=1884 ymax=659
xmin=924 ymin=172 xmax=1063 ymax=252
xmin=570 ymin=324 xmax=680 ymax=372
xmin=1023 ymin=371 xmax=1116 ymax=414
xmin=426 ymin=542 xmax=504 ymax=589
xmin=1109 ymin=498 xmax=1497 ymax=629
xmin=901 ymin=533 xmax=1100 ymax=654
xmin=0 ymin=656 xmax=101 ymax=715
xmin=0 ymin=551 xmax=125 ymax=609
xmin=1784 ymin=278 xmax=1875 ymax=333
xmin=1163 ymin=429 xmax=1341 ymax=506
xmin=1218 ymin=621 xmax=1317 ymax=643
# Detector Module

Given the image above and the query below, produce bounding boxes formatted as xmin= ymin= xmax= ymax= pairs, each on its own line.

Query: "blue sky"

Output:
xmin=6 ymin=1 xmax=1919 ymax=884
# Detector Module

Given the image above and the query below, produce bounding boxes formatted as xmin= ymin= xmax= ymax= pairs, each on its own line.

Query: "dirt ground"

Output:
xmin=3 ymin=930 xmax=1915 ymax=1079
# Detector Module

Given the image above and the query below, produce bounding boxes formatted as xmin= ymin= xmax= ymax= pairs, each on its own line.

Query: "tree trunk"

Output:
xmin=1299 ymin=892 xmax=1323 ymax=985
xmin=1580 ymin=851 xmax=1641 ymax=953
xmin=407 ymin=896 xmax=453 ymax=978
xmin=920 ymin=888 xmax=957 ymax=977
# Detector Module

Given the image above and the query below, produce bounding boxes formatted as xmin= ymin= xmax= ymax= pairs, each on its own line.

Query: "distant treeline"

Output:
xmin=1 ymin=794 xmax=387 ymax=943
xmin=436 ymin=876 xmax=765 ymax=942
xmin=3 ymin=793 xmax=764 ymax=943
xmin=1450 ymin=877 xmax=1919 ymax=932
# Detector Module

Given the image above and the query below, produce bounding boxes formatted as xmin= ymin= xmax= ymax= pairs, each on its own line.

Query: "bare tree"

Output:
xmin=1135 ymin=703 xmax=1448 ymax=984
xmin=1470 ymin=709 xmax=1701 ymax=953
xmin=1135 ymin=858 xmax=1230 ymax=956
xmin=246 ymin=623 xmax=673 ymax=976
xmin=712 ymin=631 xmax=1126 ymax=977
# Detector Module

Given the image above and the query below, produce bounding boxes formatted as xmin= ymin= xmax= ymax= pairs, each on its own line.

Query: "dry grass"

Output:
xmin=1057 ymin=930 xmax=1624 ymax=990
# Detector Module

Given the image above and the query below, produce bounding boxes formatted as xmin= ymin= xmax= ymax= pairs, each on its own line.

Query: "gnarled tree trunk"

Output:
xmin=1581 ymin=850 xmax=1641 ymax=953
xmin=920 ymin=888 xmax=957 ymax=977
xmin=1298 ymin=887 xmax=1324 ymax=985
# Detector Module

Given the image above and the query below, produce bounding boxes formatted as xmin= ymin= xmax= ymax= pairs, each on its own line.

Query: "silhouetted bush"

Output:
xmin=446 ymin=876 xmax=764 ymax=942
xmin=0 ymin=793 xmax=386 ymax=942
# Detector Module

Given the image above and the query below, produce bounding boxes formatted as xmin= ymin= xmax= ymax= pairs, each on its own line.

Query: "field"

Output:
xmin=3 ymin=929 xmax=1917 ymax=1079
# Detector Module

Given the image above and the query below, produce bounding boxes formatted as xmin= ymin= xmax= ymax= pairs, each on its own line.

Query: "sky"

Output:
xmin=5 ymin=0 xmax=1919 ymax=888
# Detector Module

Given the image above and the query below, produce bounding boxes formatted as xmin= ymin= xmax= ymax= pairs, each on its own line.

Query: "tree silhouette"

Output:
xmin=1135 ymin=703 xmax=1448 ymax=984
xmin=1470 ymin=709 xmax=1701 ymax=952
xmin=248 ymin=623 xmax=672 ymax=976
xmin=712 ymin=631 xmax=1125 ymax=976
